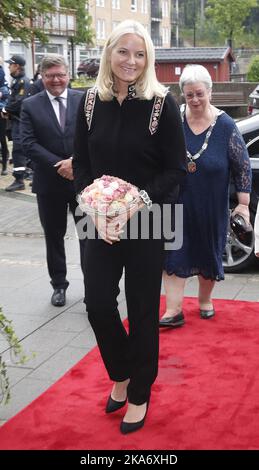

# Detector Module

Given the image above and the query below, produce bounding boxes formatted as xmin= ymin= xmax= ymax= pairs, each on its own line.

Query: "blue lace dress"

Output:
xmin=164 ymin=111 xmax=251 ymax=280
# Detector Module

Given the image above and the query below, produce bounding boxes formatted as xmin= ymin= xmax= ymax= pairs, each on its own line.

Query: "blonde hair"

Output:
xmin=95 ymin=20 xmax=167 ymax=101
xmin=179 ymin=64 xmax=212 ymax=92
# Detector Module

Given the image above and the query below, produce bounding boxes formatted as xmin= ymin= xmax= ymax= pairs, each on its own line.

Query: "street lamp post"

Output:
xmin=193 ymin=0 xmax=196 ymax=47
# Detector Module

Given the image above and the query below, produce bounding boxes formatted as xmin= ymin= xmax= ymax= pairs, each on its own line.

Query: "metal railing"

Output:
xmin=33 ymin=7 xmax=76 ymax=37
xmin=152 ymin=36 xmax=163 ymax=47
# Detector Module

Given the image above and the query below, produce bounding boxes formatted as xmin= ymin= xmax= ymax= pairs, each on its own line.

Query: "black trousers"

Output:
xmin=84 ymin=236 xmax=164 ymax=405
xmin=37 ymin=192 xmax=86 ymax=289
xmin=0 ymin=118 xmax=8 ymax=171
xmin=11 ymin=120 xmax=27 ymax=179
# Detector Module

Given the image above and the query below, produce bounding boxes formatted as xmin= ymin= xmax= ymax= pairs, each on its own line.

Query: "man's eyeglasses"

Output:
xmin=184 ymin=91 xmax=206 ymax=100
xmin=44 ymin=73 xmax=67 ymax=80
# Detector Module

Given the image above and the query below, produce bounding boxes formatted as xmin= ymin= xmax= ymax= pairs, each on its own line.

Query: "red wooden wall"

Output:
xmin=155 ymin=57 xmax=231 ymax=83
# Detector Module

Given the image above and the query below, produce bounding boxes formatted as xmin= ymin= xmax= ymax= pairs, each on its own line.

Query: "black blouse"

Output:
xmin=73 ymin=87 xmax=187 ymax=205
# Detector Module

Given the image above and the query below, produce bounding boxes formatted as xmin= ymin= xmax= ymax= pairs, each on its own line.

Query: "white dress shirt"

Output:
xmin=46 ymin=89 xmax=68 ymax=126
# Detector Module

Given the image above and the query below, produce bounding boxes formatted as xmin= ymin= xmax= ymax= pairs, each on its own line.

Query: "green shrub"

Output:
xmin=70 ymin=76 xmax=96 ymax=89
xmin=247 ymin=55 xmax=259 ymax=82
xmin=0 ymin=308 xmax=29 ymax=404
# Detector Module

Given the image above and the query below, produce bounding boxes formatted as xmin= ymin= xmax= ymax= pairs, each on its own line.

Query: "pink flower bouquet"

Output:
xmin=78 ymin=175 xmax=139 ymax=216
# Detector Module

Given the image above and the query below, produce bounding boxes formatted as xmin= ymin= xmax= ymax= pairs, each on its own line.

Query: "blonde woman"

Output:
xmin=73 ymin=20 xmax=186 ymax=434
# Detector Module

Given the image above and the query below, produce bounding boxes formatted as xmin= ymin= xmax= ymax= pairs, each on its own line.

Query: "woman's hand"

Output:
xmin=107 ymin=200 xmax=145 ymax=242
xmin=90 ymin=199 xmax=144 ymax=245
xmin=90 ymin=214 xmax=124 ymax=245
xmin=232 ymin=203 xmax=250 ymax=226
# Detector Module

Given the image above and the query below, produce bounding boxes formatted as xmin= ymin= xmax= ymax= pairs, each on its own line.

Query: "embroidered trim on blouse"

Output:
xmin=149 ymin=95 xmax=166 ymax=135
xmin=84 ymin=87 xmax=97 ymax=131
xmin=127 ymin=84 xmax=137 ymax=100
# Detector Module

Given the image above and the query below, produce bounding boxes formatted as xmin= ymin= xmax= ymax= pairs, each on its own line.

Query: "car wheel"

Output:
xmin=77 ymin=72 xmax=85 ymax=77
xmin=223 ymin=207 xmax=255 ymax=273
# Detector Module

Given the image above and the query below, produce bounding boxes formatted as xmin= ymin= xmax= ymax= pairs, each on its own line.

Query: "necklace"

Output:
xmin=181 ymin=105 xmax=219 ymax=173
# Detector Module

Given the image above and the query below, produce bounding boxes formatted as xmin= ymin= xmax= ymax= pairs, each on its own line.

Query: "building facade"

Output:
xmin=0 ymin=3 xmax=76 ymax=80
xmin=0 ymin=1 xmax=178 ymax=80
xmin=78 ymin=0 xmax=172 ymax=63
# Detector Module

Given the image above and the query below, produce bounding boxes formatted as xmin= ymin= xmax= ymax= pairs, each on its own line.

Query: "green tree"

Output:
xmin=61 ymin=0 xmax=93 ymax=46
xmin=206 ymin=0 xmax=257 ymax=46
xmin=60 ymin=0 xmax=94 ymax=78
xmin=0 ymin=0 xmax=56 ymax=44
xmin=247 ymin=55 xmax=259 ymax=81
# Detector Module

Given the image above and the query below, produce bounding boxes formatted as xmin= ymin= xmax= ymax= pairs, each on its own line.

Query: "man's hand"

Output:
xmin=54 ymin=159 xmax=73 ymax=180
xmin=1 ymin=110 xmax=9 ymax=119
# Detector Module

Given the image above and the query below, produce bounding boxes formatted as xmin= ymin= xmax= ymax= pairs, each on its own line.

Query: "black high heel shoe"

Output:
xmin=105 ymin=395 xmax=127 ymax=414
xmin=120 ymin=399 xmax=149 ymax=434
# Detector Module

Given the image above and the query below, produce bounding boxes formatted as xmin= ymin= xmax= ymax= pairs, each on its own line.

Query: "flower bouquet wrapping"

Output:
xmin=77 ymin=175 xmax=140 ymax=217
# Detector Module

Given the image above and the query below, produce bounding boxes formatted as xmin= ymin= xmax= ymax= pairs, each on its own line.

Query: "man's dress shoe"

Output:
xmin=200 ymin=309 xmax=215 ymax=319
xmin=51 ymin=288 xmax=66 ymax=307
xmin=159 ymin=312 xmax=185 ymax=328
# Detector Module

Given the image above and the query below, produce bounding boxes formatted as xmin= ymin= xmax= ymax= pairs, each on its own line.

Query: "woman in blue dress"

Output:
xmin=159 ymin=64 xmax=252 ymax=328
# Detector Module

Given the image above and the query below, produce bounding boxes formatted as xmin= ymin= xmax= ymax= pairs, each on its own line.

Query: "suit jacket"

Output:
xmin=20 ymin=88 xmax=83 ymax=194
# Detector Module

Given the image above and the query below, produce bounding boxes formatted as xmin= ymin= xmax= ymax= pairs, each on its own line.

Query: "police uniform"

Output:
xmin=0 ymin=65 xmax=9 ymax=175
xmin=3 ymin=55 xmax=30 ymax=191
xmin=27 ymin=77 xmax=45 ymax=97
xmin=5 ymin=73 xmax=30 ymax=180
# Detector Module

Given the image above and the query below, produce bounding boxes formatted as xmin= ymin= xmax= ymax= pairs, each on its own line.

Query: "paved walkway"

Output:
xmin=0 ymin=184 xmax=259 ymax=426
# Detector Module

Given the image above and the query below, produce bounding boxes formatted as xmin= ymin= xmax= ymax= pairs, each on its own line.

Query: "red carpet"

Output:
xmin=0 ymin=297 xmax=259 ymax=450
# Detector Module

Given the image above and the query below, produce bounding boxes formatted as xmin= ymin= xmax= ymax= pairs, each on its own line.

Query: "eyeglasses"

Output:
xmin=184 ymin=91 xmax=206 ymax=100
xmin=44 ymin=73 xmax=67 ymax=80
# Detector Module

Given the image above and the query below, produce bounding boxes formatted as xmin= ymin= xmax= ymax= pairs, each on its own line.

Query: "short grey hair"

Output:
xmin=179 ymin=64 xmax=212 ymax=92
xmin=40 ymin=54 xmax=69 ymax=74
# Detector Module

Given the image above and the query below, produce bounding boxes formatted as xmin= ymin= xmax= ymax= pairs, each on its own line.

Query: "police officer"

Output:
xmin=2 ymin=55 xmax=30 ymax=191
xmin=27 ymin=63 xmax=45 ymax=97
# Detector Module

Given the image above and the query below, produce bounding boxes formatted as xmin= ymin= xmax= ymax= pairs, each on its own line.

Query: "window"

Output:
xmin=79 ymin=48 xmax=101 ymax=61
xmin=112 ymin=21 xmax=120 ymax=30
xmin=34 ymin=42 xmax=63 ymax=68
xmin=162 ymin=1 xmax=169 ymax=17
xmin=175 ymin=67 xmax=181 ymax=76
xmin=162 ymin=27 xmax=169 ymax=45
xmin=112 ymin=0 xmax=120 ymax=9
xmin=9 ymin=41 xmax=26 ymax=57
xmin=131 ymin=0 xmax=137 ymax=12
xmin=141 ymin=0 xmax=147 ymax=14
xmin=96 ymin=0 xmax=105 ymax=7
xmin=97 ymin=19 xmax=106 ymax=39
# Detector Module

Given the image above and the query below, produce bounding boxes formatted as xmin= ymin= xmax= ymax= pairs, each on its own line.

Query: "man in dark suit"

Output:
xmin=20 ymin=54 xmax=85 ymax=307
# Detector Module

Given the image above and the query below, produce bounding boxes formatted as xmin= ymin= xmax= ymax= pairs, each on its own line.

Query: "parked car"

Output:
xmin=77 ymin=58 xmax=100 ymax=78
xmin=247 ymin=85 xmax=259 ymax=115
xmin=223 ymin=113 xmax=259 ymax=272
